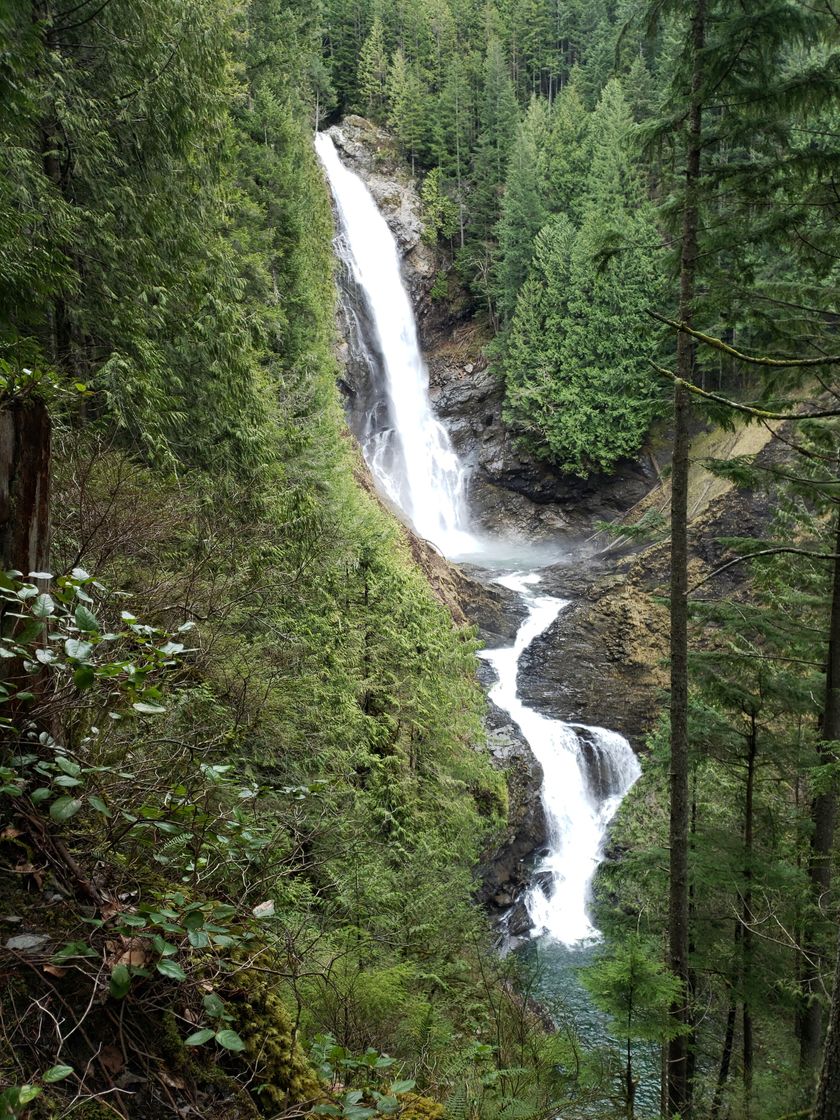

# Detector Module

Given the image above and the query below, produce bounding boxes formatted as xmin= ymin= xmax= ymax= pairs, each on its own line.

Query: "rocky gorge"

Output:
xmin=325 ymin=114 xmax=786 ymax=940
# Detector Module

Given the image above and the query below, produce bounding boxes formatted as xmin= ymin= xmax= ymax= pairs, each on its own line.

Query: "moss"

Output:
xmin=399 ymin=1093 xmax=445 ymax=1120
xmin=230 ymin=971 xmax=321 ymax=1113
xmin=158 ymin=1010 xmax=259 ymax=1116
xmin=65 ymin=1102 xmax=120 ymax=1120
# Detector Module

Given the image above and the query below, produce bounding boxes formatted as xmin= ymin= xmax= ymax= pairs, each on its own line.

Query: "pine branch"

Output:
xmin=689 ymin=548 xmax=840 ymax=593
xmin=648 ymin=363 xmax=840 ymax=420
xmin=648 ymin=311 xmax=840 ymax=367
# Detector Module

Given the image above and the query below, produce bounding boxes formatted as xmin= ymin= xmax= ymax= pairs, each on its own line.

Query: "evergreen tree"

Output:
xmin=493 ymin=99 xmax=548 ymax=324
xmin=387 ymin=49 xmax=429 ymax=171
xmin=469 ymin=36 xmax=520 ymax=245
xmin=359 ymin=14 xmax=389 ymax=118
xmin=585 ymin=937 xmax=685 ymax=1120
xmin=536 ymin=76 xmax=591 ymax=219
xmin=501 ymin=80 xmax=664 ymax=475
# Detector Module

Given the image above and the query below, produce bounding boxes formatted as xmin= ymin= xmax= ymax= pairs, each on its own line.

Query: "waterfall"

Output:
xmin=315 ymin=131 xmax=477 ymax=558
xmin=480 ymin=573 xmax=641 ymax=946
xmin=316 ymin=130 xmax=641 ymax=948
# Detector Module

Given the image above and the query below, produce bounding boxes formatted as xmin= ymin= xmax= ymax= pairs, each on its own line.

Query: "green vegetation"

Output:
xmin=324 ymin=0 xmax=840 ymax=1114
xmin=0 ymin=2 xmax=560 ymax=1117
xmin=3 ymin=0 xmax=840 ymax=1118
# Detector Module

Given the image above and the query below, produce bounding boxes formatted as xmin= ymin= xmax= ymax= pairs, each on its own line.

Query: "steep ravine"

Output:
xmin=323 ymin=116 xmax=787 ymax=943
xmin=322 ymin=117 xmax=657 ymax=941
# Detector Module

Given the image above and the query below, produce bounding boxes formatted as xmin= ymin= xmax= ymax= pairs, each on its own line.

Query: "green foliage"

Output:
xmin=0 ymin=2 xmax=538 ymax=1115
xmin=360 ymin=17 xmax=389 ymax=118
xmin=500 ymin=79 xmax=666 ymax=475
xmin=493 ymin=103 xmax=547 ymax=324
xmin=422 ymin=168 xmax=459 ymax=244
xmin=584 ymin=937 xmax=684 ymax=1045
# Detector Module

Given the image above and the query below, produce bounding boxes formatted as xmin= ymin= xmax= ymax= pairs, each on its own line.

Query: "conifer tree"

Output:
xmin=493 ymin=100 xmax=548 ymax=324
xmin=501 ymin=80 xmax=664 ymax=475
xmin=359 ymin=14 xmax=389 ymax=119
xmin=387 ymin=49 xmax=428 ymax=172
xmin=536 ymin=77 xmax=590 ymax=219
xmin=469 ymin=37 xmax=519 ymax=246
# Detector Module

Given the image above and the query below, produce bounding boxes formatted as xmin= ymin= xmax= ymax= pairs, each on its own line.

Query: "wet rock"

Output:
xmin=326 ymin=117 xmax=434 ymax=306
xmin=476 ymin=686 xmax=547 ymax=921
xmin=457 ymin=570 xmax=526 ymax=644
xmin=507 ymin=897 xmax=534 ymax=938
xmin=516 ymin=570 xmax=666 ymax=751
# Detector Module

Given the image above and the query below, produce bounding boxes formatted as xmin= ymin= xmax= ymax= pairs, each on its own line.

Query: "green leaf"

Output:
xmin=18 ymin=1085 xmax=42 ymax=1105
xmin=156 ymin=959 xmax=186 ymax=981
xmin=64 ymin=638 xmax=93 ymax=661
xmin=184 ymin=1029 xmax=215 ymax=1046
xmin=52 ymin=940 xmax=98 ymax=962
xmin=214 ymin=1029 xmax=246 ymax=1052
xmin=151 ymin=934 xmax=178 ymax=956
xmin=109 ymin=964 xmax=131 ymax=1000
xmin=74 ymin=605 xmax=99 ymax=632
xmin=133 ymin=701 xmax=166 ymax=715
xmin=56 ymin=755 xmax=81 ymax=777
xmin=49 ymin=796 xmax=83 ymax=822
xmin=74 ymin=665 xmax=95 ymax=690
xmin=88 ymin=795 xmax=111 ymax=817
xmin=203 ymin=993 xmax=226 ymax=1018
xmin=389 ymin=1081 xmax=415 ymax=1095
xmin=32 ymin=593 xmax=54 ymax=618
xmin=42 ymin=1064 xmax=74 ymax=1084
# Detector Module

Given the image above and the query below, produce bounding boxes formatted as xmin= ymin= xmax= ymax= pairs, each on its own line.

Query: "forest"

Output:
xmin=1 ymin=1 xmax=839 ymax=1119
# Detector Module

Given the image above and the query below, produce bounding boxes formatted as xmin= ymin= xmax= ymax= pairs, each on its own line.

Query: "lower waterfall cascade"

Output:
xmin=316 ymin=128 xmax=642 ymax=949
xmin=479 ymin=574 xmax=640 ymax=947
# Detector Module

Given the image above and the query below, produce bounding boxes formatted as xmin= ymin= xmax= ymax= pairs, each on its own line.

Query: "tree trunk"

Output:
xmin=711 ymin=978 xmax=738 ymax=1120
xmin=0 ymin=398 xmax=51 ymax=575
xmin=667 ymin=7 xmax=704 ymax=1118
xmin=810 ymin=512 xmax=840 ymax=1115
xmin=814 ymin=923 xmax=840 ymax=1120
xmin=802 ymin=510 xmax=840 ymax=1072
xmin=742 ymin=714 xmax=757 ymax=1117
xmin=626 ymin=1035 xmax=636 ymax=1120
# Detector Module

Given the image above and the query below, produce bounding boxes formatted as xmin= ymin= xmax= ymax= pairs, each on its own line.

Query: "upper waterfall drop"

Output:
xmin=315 ymin=131 xmax=478 ymax=559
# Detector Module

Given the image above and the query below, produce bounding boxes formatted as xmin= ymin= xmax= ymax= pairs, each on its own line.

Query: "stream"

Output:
xmin=316 ymin=129 xmax=651 ymax=1105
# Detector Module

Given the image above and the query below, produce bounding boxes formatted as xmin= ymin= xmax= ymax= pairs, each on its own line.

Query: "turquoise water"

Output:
xmin=517 ymin=937 xmax=662 ymax=1117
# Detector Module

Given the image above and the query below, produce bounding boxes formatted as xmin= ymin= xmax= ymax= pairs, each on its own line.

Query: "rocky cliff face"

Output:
xmin=327 ymin=116 xmax=657 ymax=544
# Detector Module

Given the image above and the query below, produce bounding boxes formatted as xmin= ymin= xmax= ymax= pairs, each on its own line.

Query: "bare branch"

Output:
xmin=688 ymin=547 xmax=840 ymax=594
xmin=649 ymin=362 xmax=840 ymax=420
xmin=649 ymin=310 xmax=840 ymax=367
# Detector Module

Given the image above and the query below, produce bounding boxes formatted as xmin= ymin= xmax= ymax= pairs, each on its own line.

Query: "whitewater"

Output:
xmin=316 ymin=129 xmax=640 ymax=949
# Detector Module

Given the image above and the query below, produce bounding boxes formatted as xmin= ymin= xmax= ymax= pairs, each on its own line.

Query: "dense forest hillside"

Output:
xmin=2 ymin=1 xmax=840 ymax=1120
